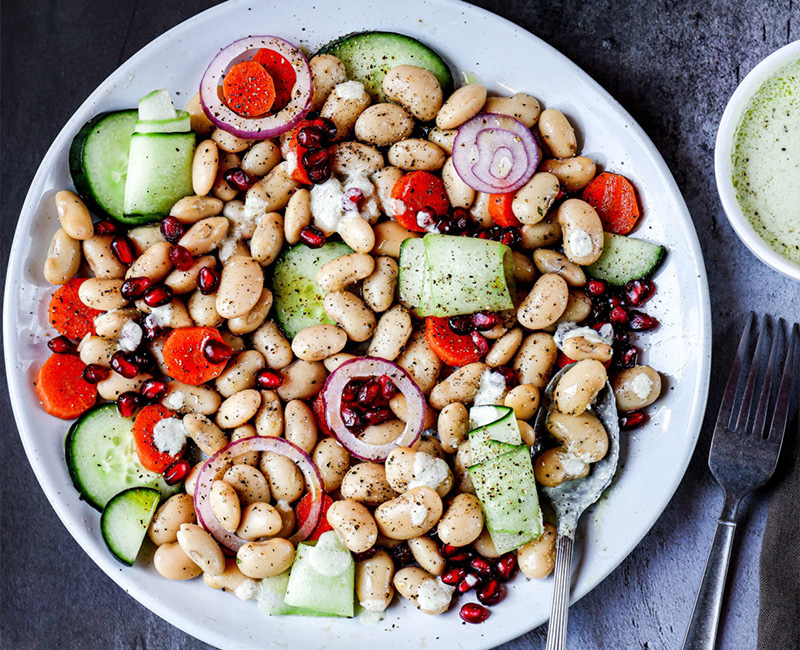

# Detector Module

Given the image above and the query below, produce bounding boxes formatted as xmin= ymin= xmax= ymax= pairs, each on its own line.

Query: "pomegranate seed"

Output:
xmin=143 ymin=321 xmax=164 ymax=340
xmin=198 ymin=266 xmax=220 ymax=294
xmin=342 ymin=383 xmax=360 ymax=403
xmin=82 ymin=364 xmax=110 ymax=384
xmin=121 ymin=276 xmax=153 ymax=300
xmin=457 ymin=572 xmax=481 ymax=594
xmin=117 ymin=391 xmax=141 ymax=418
xmin=132 ymin=350 xmax=155 ymax=371
xmin=163 ymin=459 xmax=191 ymax=485
xmin=169 ymin=245 xmax=194 ymax=271
xmin=495 ymin=553 xmax=518 ymax=581
xmin=470 ymin=557 xmax=494 ymax=578
xmin=493 ymin=366 xmax=519 ymax=388
xmin=609 ymin=305 xmax=630 ymax=325
xmin=389 ymin=543 xmax=413 ymax=568
xmin=416 ymin=206 xmax=437 ymax=230
xmin=140 ymin=378 xmax=168 ymax=401
xmin=110 ymin=351 xmax=139 ymax=379
xmin=111 ymin=235 xmax=136 ymax=265
xmin=302 ymin=147 xmax=329 ymax=170
xmin=299 ymin=226 xmax=326 ymax=248
xmin=586 ymin=279 xmax=607 ymax=297
xmin=363 ymin=408 xmax=392 ymax=425
xmin=93 ymin=220 xmax=117 ymax=235
xmin=620 ymin=410 xmax=649 ymax=430
xmin=297 ymin=125 xmax=323 ymax=148
xmin=203 ymin=339 xmax=233 ymax=365
xmin=477 ymin=579 xmax=505 ymax=606
xmin=314 ymin=117 xmax=338 ymax=142
xmin=342 ymin=187 xmax=364 ymax=211
xmin=470 ymin=331 xmax=489 ymax=356
xmin=460 ymin=602 xmax=490 ymax=624
xmin=307 ymin=164 xmax=332 ymax=184
xmin=442 ymin=544 xmax=473 ymax=561
xmin=448 ymin=315 xmax=473 ymax=336
xmin=500 ymin=226 xmax=521 ymax=247
xmin=143 ymin=285 xmax=173 ymax=308
xmin=625 ymin=279 xmax=656 ymax=307
xmin=255 ymin=369 xmax=284 ymax=389
xmin=223 ymin=167 xmax=253 ymax=192
xmin=341 ymin=406 xmax=364 ymax=431
xmin=629 ymin=311 xmax=660 ymax=332
xmin=607 ymin=294 xmax=624 ymax=310
xmin=160 ymin=216 xmax=185 ymax=243
xmin=442 ymin=567 xmax=466 ymax=585
xmin=358 ymin=380 xmax=381 ymax=407
xmin=48 ymin=336 xmax=76 ymax=354
xmin=472 ymin=311 xmax=499 ymax=331
xmin=621 ymin=346 xmax=640 ymax=368
xmin=378 ymin=374 xmax=397 ymax=400
xmin=353 ymin=547 xmax=378 ymax=562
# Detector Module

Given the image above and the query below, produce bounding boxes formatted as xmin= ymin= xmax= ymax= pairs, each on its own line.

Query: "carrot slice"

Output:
xmin=581 ymin=172 xmax=641 ymax=235
xmin=286 ymin=119 xmax=315 ymax=185
xmin=222 ymin=60 xmax=276 ymax=118
xmin=390 ymin=172 xmax=450 ymax=233
xmin=133 ymin=404 xmax=184 ymax=473
xmin=162 ymin=327 xmax=228 ymax=385
xmin=48 ymin=278 xmax=103 ymax=340
xmin=488 ymin=193 xmax=521 ymax=227
xmin=296 ymin=492 xmax=334 ymax=540
xmin=35 ymin=354 xmax=97 ymax=420
xmin=425 ymin=317 xmax=485 ymax=367
xmin=252 ymin=48 xmax=297 ymax=112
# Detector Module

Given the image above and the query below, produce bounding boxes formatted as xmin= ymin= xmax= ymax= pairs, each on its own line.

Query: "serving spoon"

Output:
xmin=533 ymin=365 xmax=621 ymax=650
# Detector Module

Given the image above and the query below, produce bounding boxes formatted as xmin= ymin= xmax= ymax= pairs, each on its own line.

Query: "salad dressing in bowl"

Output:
xmin=732 ymin=58 xmax=800 ymax=265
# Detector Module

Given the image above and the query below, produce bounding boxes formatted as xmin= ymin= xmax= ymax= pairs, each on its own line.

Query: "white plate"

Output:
xmin=3 ymin=0 xmax=711 ymax=648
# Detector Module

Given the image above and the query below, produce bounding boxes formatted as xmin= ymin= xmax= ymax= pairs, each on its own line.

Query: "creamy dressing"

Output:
xmin=733 ymin=58 xmax=800 ymax=263
xmin=153 ymin=417 xmax=187 ymax=456
xmin=118 ymin=320 xmax=143 ymax=352
xmin=409 ymin=452 xmax=449 ymax=491
xmin=568 ymin=229 xmax=593 ymax=258
xmin=630 ymin=372 xmax=654 ymax=399
xmin=473 ymin=369 xmax=508 ymax=406
xmin=416 ymin=578 xmax=454 ymax=612
xmin=410 ymin=501 xmax=429 ymax=526
xmin=554 ymin=322 xmax=614 ymax=351
xmin=310 ymin=173 xmax=380 ymax=233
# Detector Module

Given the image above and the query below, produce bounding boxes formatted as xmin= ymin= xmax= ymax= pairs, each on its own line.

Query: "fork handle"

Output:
xmin=545 ymin=533 xmax=574 ymax=650
xmin=681 ymin=516 xmax=738 ymax=650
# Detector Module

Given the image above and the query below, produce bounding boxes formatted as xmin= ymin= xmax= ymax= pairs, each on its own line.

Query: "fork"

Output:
xmin=682 ymin=313 xmax=798 ymax=650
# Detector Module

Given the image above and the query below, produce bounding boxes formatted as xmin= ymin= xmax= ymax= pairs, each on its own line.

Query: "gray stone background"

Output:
xmin=1 ymin=0 xmax=799 ymax=648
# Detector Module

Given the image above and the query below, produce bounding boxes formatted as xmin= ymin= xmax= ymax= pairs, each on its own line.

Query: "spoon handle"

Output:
xmin=545 ymin=532 xmax=574 ymax=650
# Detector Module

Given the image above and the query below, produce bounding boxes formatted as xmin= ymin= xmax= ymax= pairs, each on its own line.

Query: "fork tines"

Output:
xmin=718 ymin=313 xmax=798 ymax=441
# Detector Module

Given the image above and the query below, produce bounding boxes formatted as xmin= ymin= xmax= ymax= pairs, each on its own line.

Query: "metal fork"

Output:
xmin=682 ymin=313 xmax=798 ymax=650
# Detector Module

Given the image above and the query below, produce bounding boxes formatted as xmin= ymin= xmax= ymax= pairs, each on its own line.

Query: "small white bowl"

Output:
xmin=715 ymin=39 xmax=800 ymax=281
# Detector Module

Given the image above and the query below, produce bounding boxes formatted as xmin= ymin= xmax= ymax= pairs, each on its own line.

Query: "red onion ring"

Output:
xmin=452 ymin=112 xmax=540 ymax=194
xmin=200 ymin=36 xmax=312 ymax=139
xmin=193 ymin=436 xmax=323 ymax=552
xmin=322 ymin=357 xmax=425 ymax=462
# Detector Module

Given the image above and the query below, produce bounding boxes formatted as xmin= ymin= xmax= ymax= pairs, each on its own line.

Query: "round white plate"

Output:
xmin=3 ymin=0 xmax=711 ymax=648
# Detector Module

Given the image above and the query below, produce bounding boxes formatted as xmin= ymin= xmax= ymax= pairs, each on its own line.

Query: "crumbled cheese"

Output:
xmin=233 ymin=578 xmax=260 ymax=601
xmin=218 ymin=223 xmax=245 ymax=263
xmin=310 ymin=177 xmax=345 ymax=232
xmin=554 ymin=322 xmax=614 ymax=351
xmin=334 ymin=80 xmax=365 ymax=101
xmin=153 ymin=417 xmax=187 ymax=456
xmin=359 ymin=598 xmax=388 ymax=613
xmin=163 ymin=390 xmax=186 ymax=410
xmin=630 ymin=372 xmax=654 ymax=400
xmin=118 ymin=320 xmax=142 ymax=352
xmin=416 ymin=578 xmax=455 ymax=612
xmin=308 ymin=531 xmax=353 ymax=577
xmin=409 ymin=452 xmax=449 ymax=491
xmin=473 ymin=369 xmax=509 ymax=406
xmin=343 ymin=174 xmax=380 ymax=223
xmin=410 ymin=501 xmax=429 ymax=526
xmin=145 ymin=303 xmax=174 ymax=329
xmin=568 ymin=229 xmax=594 ymax=258
xmin=560 ymin=451 xmax=588 ymax=478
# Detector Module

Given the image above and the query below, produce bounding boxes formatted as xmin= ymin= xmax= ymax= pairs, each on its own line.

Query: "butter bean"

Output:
xmin=374 ymin=486 xmax=443 ymax=540
xmin=371 ymin=220 xmax=419 ymax=258
xmin=170 ymin=195 xmax=224 ymax=223
xmin=429 ymin=362 xmax=488 ymax=410
xmin=513 ymin=332 xmax=557 ymax=389
xmin=176 ymin=523 xmax=225 ymax=576
xmin=216 ymin=389 xmax=261 ymax=428
xmin=518 ymin=523 xmax=557 ymax=578
xmin=340 ymin=462 xmax=396 ymax=506
xmin=327 ymin=499 xmax=378 ymax=553
xmin=216 ymin=256 xmax=263 ymax=318
xmin=283 ymin=189 xmax=311 ymax=245
xmin=436 ymin=493 xmax=484 ymax=547
xmin=276 ymin=360 xmax=327 ymax=401
xmin=323 ymin=290 xmax=376 ymax=342
xmin=512 ymin=172 xmax=561 ymax=224
xmin=538 ymin=108 xmax=577 ymax=158
xmin=612 ymin=365 xmax=661 ymax=411
xmin=223 ymin=464 xmax=271 ymax=506
xmin=237 ymin=539 xmax=295 ymax=579
xmin=355 ymin=103 xmax=414 ymax=146
xmin=283 ymin=400 xmax=318 ymax=455
xmin=178 ymin=216 xmax=229 ymax=254
xmin=388 ymin=139 xmax=445 ymax=171
xmin=483 ymin=93 xmax=541 ymax=127
xmin=436 ymin=84 xmax=487 ymax=129
xmin=362 ymin=256 xmax=399 ymax=312
xmin=356 ymin=550 xmax=395 ymax=612
xmin=148 ymin=494 xmax=197 ymax=546
xmin=78 ymin=278 xmax=126 ymax=310
xmin=43 ymin=228 xmax=81 ymax=285
xmin=309 ymin=54 xmax=347 ymax=111
xmin=517 ymin=273 xmax=569 ymax=330
xmin=320 ymin=81 xmax=371 ymax=140
xmin=368 ymin=305 xmax=412 ymax=361
xmin=253 ymin=320 xmax=293 ymax=370
xmin=55 ymin=190 xmax=93 ymax=240
xmin=183 ymin=414 xmax=228 ymax=456
xmin=250 ymin=211 xmax=284 ymax=266
xmin=554 ymin=359 xmax=608 ymax=415
xmin=192 ymin=139 xmax=219 ymax=196
xmin=330 ymin=141 xmax=385 ymax=176
xmin=383 ymin=65 xmax=443 ymax=121
xmin=540 ymin=156 xmax=597 ymax=192
xmin=82 ymin=235 xmax=127 ymax=279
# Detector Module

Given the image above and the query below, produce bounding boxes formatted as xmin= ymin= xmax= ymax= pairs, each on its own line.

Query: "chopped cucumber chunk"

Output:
xmin=100 ymin=487 xmax=160 ymax=566
xmin=586 ymin=232 xmax=666 ymax=285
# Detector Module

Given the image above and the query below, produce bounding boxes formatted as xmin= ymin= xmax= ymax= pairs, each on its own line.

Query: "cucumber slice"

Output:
xmin=100 ymin=487 xmax=160 ymax=566
xmin=316 ymin=31 xmax=453 ymax=102
xmin=468 ymin=405 xmax=523 ymax=464
xmin=122 ymin=132 xmax=195 ymax=221
xmin=284 ymin=532 xmax=355 ymax=617
xmin=423 ymin=234 xmax=515 ymax=317
xmin=488 ymin=530 xmax=536 ymax=555
xmin=69 ymin=110 xmax=139 ymax=223
xmin=138 ymin=88 xmax=178 ymax=121
xmin=586 ymin=232 xmax=666 ymax=286
xmin=398 ymin=238 xmax=426 ymax=313
xmin=469 ymin=446 xmax=543 ymax=540
xmin=135 ymin=110 xmax=191 ymax=134
xmin=65 ymin=404 xmax=178 ymax=511
xmin=258 ymin=570 xmax=329 ymax=616
xmin=271 ymin=241 xmax=354 ymax=339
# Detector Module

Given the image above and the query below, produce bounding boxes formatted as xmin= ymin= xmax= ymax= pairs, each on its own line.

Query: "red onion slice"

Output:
xmin=322 ymin=357 xmax=425 ymax=461
xmin=194 ymin=436 xmax=323 ymax=552
xmin=200 ymin=36 xmax=312 ymax=139
xmin=452 ymin=112 xmax=540 ymax=194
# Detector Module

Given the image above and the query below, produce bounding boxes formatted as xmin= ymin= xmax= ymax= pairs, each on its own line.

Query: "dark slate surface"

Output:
xmin=2 ymin=1 xmax=799 ymax=648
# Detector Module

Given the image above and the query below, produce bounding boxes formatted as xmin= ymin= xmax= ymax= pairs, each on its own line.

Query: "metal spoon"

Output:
xmin=533 ymin=365 xmax=621 ymax=650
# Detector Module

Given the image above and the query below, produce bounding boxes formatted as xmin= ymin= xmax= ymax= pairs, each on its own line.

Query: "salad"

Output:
xmin=35 ymin=30 xmax=666 ymax=625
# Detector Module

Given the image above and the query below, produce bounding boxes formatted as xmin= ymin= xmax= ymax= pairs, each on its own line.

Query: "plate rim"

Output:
xmin=3 ymin=0 xmax=712 ymax=647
